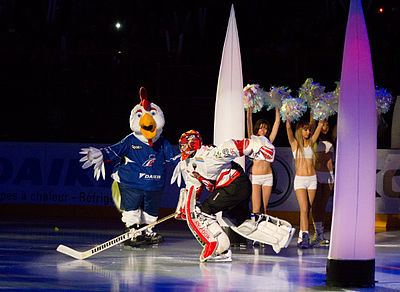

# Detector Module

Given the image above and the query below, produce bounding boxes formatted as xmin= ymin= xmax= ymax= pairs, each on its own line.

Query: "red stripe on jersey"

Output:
xmin=261 ymin=146 xmax=274 ymax=158
xmin=215 ymin=169 xmax=240 ymax=188
xmin=232 ymin=139 xmax=244 ymax=156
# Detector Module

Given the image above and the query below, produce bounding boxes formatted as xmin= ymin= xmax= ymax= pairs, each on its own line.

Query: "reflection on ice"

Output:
xmin=2 ymin=219 xmax=400 ymax=291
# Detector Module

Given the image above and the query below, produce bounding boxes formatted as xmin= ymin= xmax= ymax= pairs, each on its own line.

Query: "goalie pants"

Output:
xmin=118 ymin=182 xmax=163 ymax=217
xmin=200 ymin=172 xmax=251 ymax=226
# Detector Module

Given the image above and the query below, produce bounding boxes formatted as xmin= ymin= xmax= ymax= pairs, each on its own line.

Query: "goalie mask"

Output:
xmin=179 ymin=130 xmax=202 ymax=161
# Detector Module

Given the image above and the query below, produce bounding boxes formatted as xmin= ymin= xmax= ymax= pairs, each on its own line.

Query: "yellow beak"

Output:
xmin=139 ymin=113 xmax=157 ymax=140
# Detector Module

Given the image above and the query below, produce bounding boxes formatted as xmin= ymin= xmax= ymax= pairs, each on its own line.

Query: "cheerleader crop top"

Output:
xmin=292 ymin=145 xmax=313 ymax=159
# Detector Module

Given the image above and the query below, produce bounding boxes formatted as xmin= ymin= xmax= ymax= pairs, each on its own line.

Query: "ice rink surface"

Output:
xmin=1 ymin=217 xmax=399 ymax=291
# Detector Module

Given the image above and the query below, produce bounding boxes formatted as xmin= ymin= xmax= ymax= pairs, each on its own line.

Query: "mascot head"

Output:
xmin=130 ymin=87 xmax=165 ymax=146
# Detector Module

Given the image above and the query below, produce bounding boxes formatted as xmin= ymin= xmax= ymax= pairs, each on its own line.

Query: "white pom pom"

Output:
xmin=376 ymin=87 xmax=393 ymax=115
xmin=243 ymin=84 xmax=267 ymax=113
xmin=280 ymin=96 xmax=308 ymax=122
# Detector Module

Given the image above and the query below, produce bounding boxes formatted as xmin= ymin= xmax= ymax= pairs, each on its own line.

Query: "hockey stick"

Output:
xmin=57 ymin=212 xmax=177 ymax=260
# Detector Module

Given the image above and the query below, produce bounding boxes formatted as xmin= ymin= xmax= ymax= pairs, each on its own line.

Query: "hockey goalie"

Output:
xmin=171 ymin=130 xmax=295 ymax=262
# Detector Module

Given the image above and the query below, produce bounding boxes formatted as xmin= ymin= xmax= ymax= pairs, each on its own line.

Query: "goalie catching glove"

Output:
xmin=246 ymin=135 xmax=275 ymax=162
xmin=79 ymin=147 xmax=105 ymax=180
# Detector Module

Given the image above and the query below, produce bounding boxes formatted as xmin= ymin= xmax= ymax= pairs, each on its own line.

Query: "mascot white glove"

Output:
xmin=79 ymin=147 xmax=105 ymax=180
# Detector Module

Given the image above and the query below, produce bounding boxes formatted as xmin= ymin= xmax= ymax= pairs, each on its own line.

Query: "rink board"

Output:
xmin=0 ymin=142 xmax=399 ymax=226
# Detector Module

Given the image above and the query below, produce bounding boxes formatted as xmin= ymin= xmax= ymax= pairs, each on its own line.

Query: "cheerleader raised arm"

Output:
xmin=286 ymin=119 xmax=323 ymax=248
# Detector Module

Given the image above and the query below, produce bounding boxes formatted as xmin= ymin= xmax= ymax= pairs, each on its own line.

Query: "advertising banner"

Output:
xmin=1 ymin=143 xmax=399 ymax=214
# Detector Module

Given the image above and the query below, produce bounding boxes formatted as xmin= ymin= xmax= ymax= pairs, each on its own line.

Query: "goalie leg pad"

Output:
xmin=230 ymin=219 xmax=258 ymax=236
xmin=254 ymin=216 xmax=295 ymax=252
xmin=265 ymin=215 xmax=296 ymax=248
xmin=185 ymin=186 xmax=230 ymax=262
xmin=231 ymin=220 xmax=280 ymax=252
xmin=268 ymin=215 xmax=292 ymax=229
xmin=231 ymin=215 xmax=295 ymax=253
xmin=198 ymin=212 xmax=230 ymax=255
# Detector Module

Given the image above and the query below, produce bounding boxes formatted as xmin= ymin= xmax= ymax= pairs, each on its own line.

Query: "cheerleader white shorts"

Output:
xmin=249 ymin=173 xmax=273 ymax=187
xmin=294 ymin=175 xmax=317 ymax=190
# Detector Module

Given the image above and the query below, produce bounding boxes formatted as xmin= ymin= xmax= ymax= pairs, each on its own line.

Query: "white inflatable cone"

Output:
xmin=213 ymin=4 xmax=245 ymax=228
xmin=326 ymin=0 xmax=376 ymax=288
xmin=214 ymin=4 xmax=245 ymax=170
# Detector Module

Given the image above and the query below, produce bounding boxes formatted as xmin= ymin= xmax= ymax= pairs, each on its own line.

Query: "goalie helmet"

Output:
xmin=179 ymin=130 xmax=202 ymax=160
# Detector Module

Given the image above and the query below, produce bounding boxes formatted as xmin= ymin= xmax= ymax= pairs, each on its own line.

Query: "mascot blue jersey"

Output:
xmin=101 ymin=133 xmax=179 ymax=191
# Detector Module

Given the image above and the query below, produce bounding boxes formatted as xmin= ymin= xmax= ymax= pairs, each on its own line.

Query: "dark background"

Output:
xmin=0 ymin=0 xmax=398 ymax=148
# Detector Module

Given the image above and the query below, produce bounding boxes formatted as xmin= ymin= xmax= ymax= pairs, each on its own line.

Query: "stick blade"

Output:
xmin=57 ymin=244 xmax=84 ymax=260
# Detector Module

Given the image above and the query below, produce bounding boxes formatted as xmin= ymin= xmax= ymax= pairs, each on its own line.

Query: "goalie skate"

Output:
xmin=231 ymin=215 xmax=295 ymax=253
xmin=206 ymin=248 xmax=232 ymax=262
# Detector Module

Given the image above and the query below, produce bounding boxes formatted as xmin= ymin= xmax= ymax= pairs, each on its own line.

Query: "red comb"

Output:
xmin=139 ymin=87 xmax=150 ymax=111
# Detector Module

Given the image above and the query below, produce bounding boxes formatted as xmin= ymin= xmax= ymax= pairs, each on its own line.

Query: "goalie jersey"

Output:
xmin=180 ymin=138 xmax=274 ymax=194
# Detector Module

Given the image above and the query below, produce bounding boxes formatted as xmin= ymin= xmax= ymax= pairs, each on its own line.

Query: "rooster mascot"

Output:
xmin=80 ymin=87 xmax=179 ymax=247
